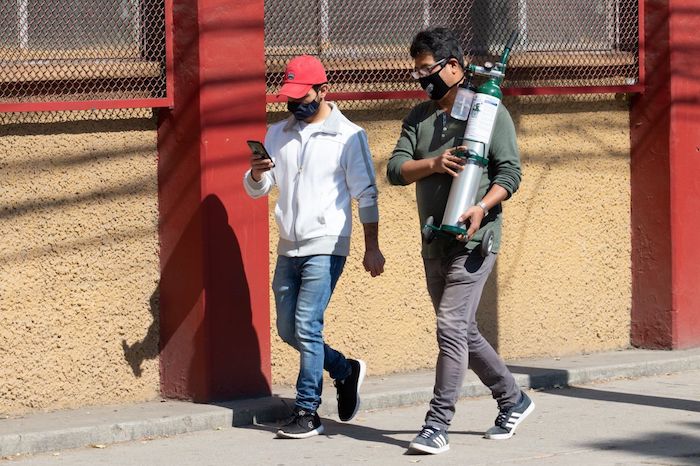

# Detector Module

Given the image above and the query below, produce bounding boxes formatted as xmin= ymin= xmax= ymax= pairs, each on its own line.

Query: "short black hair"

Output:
xmin=410 ymin=27 xmax=465 ymax=68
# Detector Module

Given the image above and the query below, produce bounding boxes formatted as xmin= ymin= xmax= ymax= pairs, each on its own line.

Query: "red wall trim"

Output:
xmin=266 ymin=85 xmax=644 ymax=104
xmin=638 ymin=0 xmax=646 ymax=89
xmin=505 ymin=85 xmax=644 ymax=96
xmin=0 ymin=98 xmax=173 ymax=113
xmin=164 ymin=0 xmax=175 ymax=106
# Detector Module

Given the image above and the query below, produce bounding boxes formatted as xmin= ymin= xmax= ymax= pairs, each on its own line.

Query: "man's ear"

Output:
xmin=317 ymin=83 xmax=330 ymax=99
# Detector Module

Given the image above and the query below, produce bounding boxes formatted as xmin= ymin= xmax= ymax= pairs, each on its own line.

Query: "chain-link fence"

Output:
xmin=265 ymin=0 xmax=640 ymax=108
xmin=0 ymin=0 xmax=169 ymax=112
xmin=0 ymin=1 xmax=639 ymax=114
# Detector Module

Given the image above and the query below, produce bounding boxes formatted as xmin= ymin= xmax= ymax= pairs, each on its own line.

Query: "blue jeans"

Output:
xmin=272 ymin=254 xmax=352 ymax=412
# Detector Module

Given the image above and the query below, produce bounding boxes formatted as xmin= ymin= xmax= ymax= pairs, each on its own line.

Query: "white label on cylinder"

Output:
xmin=465 ymin=94 xmax=500 ymax=144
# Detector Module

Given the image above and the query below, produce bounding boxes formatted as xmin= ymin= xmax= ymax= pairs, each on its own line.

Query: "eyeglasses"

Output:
xmin=410 ymin=58 xmax=448 ymax=80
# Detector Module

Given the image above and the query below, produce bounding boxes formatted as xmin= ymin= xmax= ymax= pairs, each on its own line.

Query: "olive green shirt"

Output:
xmin=387 ymin=100 xmax=522 ymax=258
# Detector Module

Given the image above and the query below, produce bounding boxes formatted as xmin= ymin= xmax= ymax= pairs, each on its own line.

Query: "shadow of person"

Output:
xmin=246 ymin=417 xmax=483 ymax=450
xmin=121 ymin=288 xmax=160 ymax=377
xmin=156 ymin=193 xmax=270 ymax=401
xmin=199 ymin=194 xmax=270 ymax=400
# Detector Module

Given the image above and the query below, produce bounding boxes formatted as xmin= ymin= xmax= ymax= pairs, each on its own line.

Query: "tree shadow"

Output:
xmin=579 ymin=431 xmax=700 ymax=465
xmin=541 ymin=385 xmax=700 ymax=413
xmin=507 ymin=364 xmax=700 ymax=413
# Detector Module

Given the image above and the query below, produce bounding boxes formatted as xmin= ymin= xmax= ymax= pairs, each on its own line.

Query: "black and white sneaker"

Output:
xmin=276 ymin=409 xmax=324 ymax=439
xmin=408 ymin=425 xmax=450 ymax=454
xmin=335 ymin=359 xmax=366 ymax=422
xmin=484 ymin=391 xmax=535 ymax=440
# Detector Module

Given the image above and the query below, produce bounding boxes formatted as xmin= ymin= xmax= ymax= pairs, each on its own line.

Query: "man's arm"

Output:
xmin=398 ymin=148 xmax=466 ymax=184
xmin=386 ymin=115 xmax=417 ymax=186
xmin=243 ymin=135 xmax=277 ymax=198
xmin=361 ymin=222 xmax=384 ymax=277
xmin=457 ymin=184 xmax=509 ymax=241
xmin=344 ymin=131 xmax=385 ymax=277
xmin=387 ymin=109 xmax=466 ymax=185
xmin=243 ymin=161 xmax=275 ymax=198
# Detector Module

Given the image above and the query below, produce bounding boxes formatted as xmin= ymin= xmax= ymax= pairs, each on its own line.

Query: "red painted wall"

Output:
xmin=668 ymin=0 xmax=700 ymax=347
xmin=631 ymin=0 xmax=700 ymax=349
xmin=157 ymin=0 xmax=271 ymax=400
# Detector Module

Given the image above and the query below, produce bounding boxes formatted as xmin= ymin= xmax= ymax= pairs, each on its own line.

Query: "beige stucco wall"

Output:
xmin=0 ymin=111 xmax=160 ymax=416
xmin=0 ymin=95 xmax=630 ymax=412
xmin=269 ymin=95 xmax=631 ymax=385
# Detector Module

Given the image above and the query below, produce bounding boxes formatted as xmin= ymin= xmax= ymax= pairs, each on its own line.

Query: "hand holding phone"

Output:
xmin=247 ymin=140 xmax=274 ymax=181
xmin=247 ymin=141 xmax=274 ymax=164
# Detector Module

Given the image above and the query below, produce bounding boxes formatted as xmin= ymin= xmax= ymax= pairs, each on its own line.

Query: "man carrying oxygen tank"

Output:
xmin=386 ymin=27 xmax=534 ymax=455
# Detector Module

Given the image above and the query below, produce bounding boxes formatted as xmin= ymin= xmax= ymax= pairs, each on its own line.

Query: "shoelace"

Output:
xmin=419 ymin=427 xmax=437 ymax=438
xmin=494 ymin=407 xmax=510 ymax=427
xmin=334 ymin=379 xmax=342 ymax=400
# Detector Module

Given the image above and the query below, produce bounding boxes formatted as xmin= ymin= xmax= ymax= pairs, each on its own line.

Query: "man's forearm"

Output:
xmin=362 ymin=222 xmax=380 ymax=251
xmin=479 ymin=184 xmax=509 ymax=211
xmin=399 ymin=158 xmax=434 ymax=184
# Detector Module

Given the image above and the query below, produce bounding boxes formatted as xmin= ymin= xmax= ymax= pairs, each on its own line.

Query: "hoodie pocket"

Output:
xmin=294 ymin=206 xmax=328 ymax=240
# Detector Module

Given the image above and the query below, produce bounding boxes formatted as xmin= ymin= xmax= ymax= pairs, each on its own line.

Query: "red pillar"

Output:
xmin=156 ymin=0 xmax=271 ymax=400
xmin=631 ymin=0 xmax=700 ymax=349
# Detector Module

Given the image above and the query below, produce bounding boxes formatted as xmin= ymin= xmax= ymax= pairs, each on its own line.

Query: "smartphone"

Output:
xmin=246 ymin=140 xmax=275 ymax=167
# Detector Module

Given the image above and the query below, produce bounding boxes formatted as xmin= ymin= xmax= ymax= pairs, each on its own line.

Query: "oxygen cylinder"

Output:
xmin=422 ymin=31 xmax=518 ymax=250
xmin=440 ymin=79 xmax=502 ymax=235
xmin=450 ymin=81 xmax=476 ymax=121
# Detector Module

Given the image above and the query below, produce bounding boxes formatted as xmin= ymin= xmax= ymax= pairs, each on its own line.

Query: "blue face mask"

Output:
xmin=287 ymin=94 xmax=321 ymax=120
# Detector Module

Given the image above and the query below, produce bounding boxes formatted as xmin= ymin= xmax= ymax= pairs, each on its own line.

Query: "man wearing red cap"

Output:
xmin=244 ymin=55 xmax=385 ymax=439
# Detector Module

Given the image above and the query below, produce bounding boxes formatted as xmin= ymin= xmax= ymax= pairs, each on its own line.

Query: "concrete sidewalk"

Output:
xmin=2 ymin=347 xmax=700 ymax=458
xmin=9 ymin=369 xmax=700 ymax=465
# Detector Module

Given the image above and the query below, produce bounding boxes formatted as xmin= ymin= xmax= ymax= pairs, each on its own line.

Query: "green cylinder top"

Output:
xmin=478 ymin=78 xmax=502 ymax=99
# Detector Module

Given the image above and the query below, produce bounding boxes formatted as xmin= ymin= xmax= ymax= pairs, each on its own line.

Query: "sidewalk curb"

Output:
xmin=0 ymin=410 xmax=232 ymax=460
xmin=3 ymin=349 xmax=700 ymax=458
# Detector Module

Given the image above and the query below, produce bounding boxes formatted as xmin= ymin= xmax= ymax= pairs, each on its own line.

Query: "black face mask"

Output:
xmin=287 ymin=93 xmax=321 ymax=120
xmin=418 ymin=66 xmax=456 ymax=101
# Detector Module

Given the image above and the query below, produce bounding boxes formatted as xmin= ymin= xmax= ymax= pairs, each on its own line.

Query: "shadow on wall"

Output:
xmin=122 ymin=288 xmax=159 ymax=377
xmin=152 ymin=194 xmax=269 ymax=400
xmin=199 ymin=194 xmax=269 ymax=399
xmin=476 ymin=261 xmax=499 ymax=352
xmin=475 ymin=95 xmax=630 ymax=352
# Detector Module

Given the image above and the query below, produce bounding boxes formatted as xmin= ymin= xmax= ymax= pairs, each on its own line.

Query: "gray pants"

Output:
xmin=423 ymin=249 xmax=520 ymax=429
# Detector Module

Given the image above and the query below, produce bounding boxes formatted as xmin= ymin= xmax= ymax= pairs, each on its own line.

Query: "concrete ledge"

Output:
xmin=0 ymin=402 xmax=232 ymax=458
xmin=2 ymin=347 xmax=700 ymax=458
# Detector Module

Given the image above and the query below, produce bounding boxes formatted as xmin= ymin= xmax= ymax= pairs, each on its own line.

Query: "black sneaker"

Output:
xmin=334 ymin=359 xmax=366 ymax=421
xmin=484 ymin=391 xmax=535 ymax=440
xmin=276 ymin=409 xmax=324 ymax=439
xmin=408 ymin=425 xmax=450 ymax=454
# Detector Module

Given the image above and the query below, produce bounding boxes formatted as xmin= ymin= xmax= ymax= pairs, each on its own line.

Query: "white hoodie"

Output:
xmin=243 ymin=103 xmax=378 ymax=257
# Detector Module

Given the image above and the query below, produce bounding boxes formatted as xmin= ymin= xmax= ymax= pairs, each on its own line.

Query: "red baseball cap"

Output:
xmin=278 ymin=55 xmax=328 ymax=99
